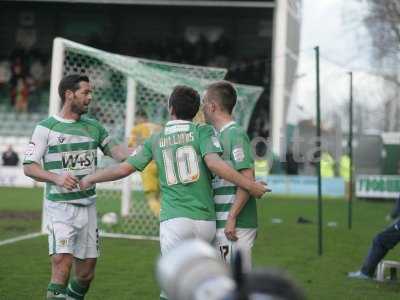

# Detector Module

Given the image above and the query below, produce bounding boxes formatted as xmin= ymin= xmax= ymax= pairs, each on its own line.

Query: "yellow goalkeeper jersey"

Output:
xmin=128 ymin=122 xmax=162 ymax=147
xmin=129 ymin=122 xmax=161 ymax=193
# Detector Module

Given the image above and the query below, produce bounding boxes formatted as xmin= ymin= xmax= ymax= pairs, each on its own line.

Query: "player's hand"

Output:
xmin=224 ymin=217 xmax=238 ymax=241
xmin=248 ymin=181 xmax=271 ymax=198
xmin=79 ymin=177 xmax=93 ymax=190
xmin=55 ymin=173 xmax=79 ymax=191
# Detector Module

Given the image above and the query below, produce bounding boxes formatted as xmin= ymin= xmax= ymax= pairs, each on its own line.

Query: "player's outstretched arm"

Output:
xmin=109 ymin=144 xmax=131 ymax=162
xmin=79 ymin=162 xmax=136 ymax=189
xmin=24 ymin=162 xmax=79 ymax=190
xmin=204 ymin=153 xmax=269 ymax=198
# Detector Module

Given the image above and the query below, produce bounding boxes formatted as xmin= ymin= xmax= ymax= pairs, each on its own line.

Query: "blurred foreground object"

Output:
xmin=156 ymin=239 xmax=305 ymax=300
xmin=157 ymin=239 xmax=235 ymax=300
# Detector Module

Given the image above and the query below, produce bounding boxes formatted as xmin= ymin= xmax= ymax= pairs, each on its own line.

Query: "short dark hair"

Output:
xmin=168 ymin=85 xmax=200 ymax=120
xmin=207 ymin=80 xmax=237 ymax=114
xmin=58 ymin=74 xmax=89 ymax=104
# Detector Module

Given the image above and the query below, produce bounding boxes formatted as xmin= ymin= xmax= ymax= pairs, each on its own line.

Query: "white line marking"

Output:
xmin=100 ymin=232 xmax=159 ymax=241
xmin=0 ymin=232 xmax=44 ymax=247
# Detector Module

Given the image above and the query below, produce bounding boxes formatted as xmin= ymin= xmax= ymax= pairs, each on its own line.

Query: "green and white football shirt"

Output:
xmin=213 ymin=121 xmax=257 ymax=229
xmin=127 ymin=120 xmax=223 ymax=222
xmin=23 ymin=115 xmax=115 ymax=205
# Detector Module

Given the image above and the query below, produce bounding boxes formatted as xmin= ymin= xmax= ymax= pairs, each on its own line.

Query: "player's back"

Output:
xmin=151 ymin=120 xmax=222 ymax=222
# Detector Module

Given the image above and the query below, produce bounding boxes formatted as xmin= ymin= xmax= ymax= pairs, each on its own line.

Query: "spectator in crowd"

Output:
xmin=3 ymin=45 xmax=45 ymax=113
xmin=254 ymin=142 xmax=270 ymax=179
xmin=2 ymin=145 xmax=19 ymax=166
xmin=287 ymin=151 xmax=298 ymax=175
xmin=348 ymin=201 xmax=400 ymax=280
xmin=339 ymin=152 xmax=351 ymax=199
xmin=320 ymin=151 xmax=335 ymax=178
xmin=387 ymin=162 xmax=400 ymax=220
xmin=10 ymin=57 xmax=30 ymax=112
xmin=254 ymin=142 xmax=283 ymax=176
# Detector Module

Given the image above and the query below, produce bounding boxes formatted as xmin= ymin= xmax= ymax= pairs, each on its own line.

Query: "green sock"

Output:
xmin=66 ymin=278 xmax=89 ymax=300
xmin=47 ymin=283 xmax=66 ymax=299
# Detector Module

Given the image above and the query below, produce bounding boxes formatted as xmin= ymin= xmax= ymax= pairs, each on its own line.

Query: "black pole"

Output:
xmin=348 ymin=72 xmax=354 ymax=229
xmin=315 ymin=46 xmax=323 ymax=256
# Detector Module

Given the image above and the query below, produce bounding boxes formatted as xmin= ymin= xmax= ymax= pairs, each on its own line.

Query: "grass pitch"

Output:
xmin=1 ymin=186 xmax=400 ymax=299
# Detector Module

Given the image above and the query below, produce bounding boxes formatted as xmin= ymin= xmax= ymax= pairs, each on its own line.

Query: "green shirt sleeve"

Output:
xmin=126 ymin=136 xmax=153 ymax=171
xmin=198 ymin=125 xmax=223 ymax=157
xmin=230 ymin=129 xmax=254 ymax=171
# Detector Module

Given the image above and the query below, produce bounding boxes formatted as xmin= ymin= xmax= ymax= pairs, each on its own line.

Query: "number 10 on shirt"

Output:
xmin=162 ymin=146 xmax=200 ymax=185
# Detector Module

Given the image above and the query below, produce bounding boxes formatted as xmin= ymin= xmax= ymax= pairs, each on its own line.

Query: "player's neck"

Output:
xmin=59 ymin=106 xmax=81 ymax=121
xmin=170 ymin=114 xmax=191 ymax=122
xmin=213 ymin=114 xmax=233 ymax=131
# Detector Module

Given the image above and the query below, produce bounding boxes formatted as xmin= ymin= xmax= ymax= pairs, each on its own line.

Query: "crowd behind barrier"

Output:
xmin=0 ymin=34 xmax=270 ymax=138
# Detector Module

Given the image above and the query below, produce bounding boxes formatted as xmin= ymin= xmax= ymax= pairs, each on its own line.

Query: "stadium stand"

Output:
xmin=0 ymin=3 xmax=272 ymax=141
xmin=0 ymin=111 xmax=47 ymax=137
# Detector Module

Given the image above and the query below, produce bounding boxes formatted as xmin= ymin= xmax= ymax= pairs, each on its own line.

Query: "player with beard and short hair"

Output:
xmin=23 ymin=74 xmax=129 ymax=300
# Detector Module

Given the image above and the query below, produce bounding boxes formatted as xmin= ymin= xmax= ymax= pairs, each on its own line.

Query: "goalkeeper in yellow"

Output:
xmin=128 ymin=109 xmax=162 ymax=217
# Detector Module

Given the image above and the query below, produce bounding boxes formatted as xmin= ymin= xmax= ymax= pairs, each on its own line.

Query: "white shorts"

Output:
xmin=159 ymin=218 xmax=216 ymax=299
xmin=45 ymin=200 xmax=99 ymax=259
xmin=214 ymin=228 xmax=257 ymax=273
xmin=160 ymin=218 xmax=216 ymax=255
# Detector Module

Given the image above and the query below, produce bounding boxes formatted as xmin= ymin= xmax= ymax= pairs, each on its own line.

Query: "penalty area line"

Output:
xmin=100 ymin=232 xmax=159 ymax=241
xmin=0 ymin=232 xmax=44 ymax=247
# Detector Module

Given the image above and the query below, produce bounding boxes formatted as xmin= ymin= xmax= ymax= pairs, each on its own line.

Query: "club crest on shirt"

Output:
xmin=57 ymin=135 xmax=65 ymax=144
xmin=211 ymin=136 xmax=221 ymax=149
xmin=232 ymin=147 xmax=245 ymax=162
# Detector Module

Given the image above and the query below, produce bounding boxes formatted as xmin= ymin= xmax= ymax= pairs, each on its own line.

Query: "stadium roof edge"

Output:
xmin=10 ymin=0 xmax=275 ymax=8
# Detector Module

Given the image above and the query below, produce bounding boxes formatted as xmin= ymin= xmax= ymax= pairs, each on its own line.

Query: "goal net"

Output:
xmin=47 ymin=38 xmax=262 ymax=239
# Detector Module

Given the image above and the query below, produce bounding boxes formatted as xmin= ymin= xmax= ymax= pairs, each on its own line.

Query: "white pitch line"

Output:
xmin=0 ymin=232 xmax=160 ymax=247
xmin=0 ymin=232 xmax=44 ymax=247
xmin=100 ymin=232 xmax=159 ymax=241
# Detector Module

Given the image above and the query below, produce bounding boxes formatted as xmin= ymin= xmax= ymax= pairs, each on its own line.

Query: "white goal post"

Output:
xmin=44 ymin=37 xmax=262 ymax=239
xmin=47 ymin=39 xmax=137 ymax=227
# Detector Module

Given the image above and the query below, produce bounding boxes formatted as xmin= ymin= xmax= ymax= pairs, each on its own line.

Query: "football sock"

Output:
xmin=66 ymin=278 xmax=88 ymax=300
xmin=47 ymin=282 xmax=66 ymax=299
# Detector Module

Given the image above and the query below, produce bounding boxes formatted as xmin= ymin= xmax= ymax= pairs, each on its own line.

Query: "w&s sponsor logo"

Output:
xmin=61 ymin=151 xmax=96 ymax=170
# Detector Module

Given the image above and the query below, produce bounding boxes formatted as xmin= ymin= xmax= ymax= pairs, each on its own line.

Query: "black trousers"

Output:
xmin=361 ymin=218 xmax=400 ymax=276
xmin=390 ymin=195 xmax=400 ymax=219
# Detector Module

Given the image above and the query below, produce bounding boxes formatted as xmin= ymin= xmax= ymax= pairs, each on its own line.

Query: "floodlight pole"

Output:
xmin=315 ymin=46 xmax=323 ymax=256
xmin=348 ymin=72 xmax=354 ymax=230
